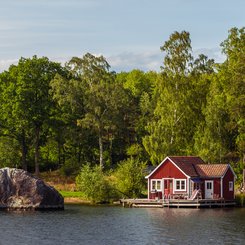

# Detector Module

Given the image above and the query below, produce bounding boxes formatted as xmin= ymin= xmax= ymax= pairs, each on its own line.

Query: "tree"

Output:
xmin=68 ymin=53 xmax=132 ymax=169
xmin=160 ymin=30 xmax=193 ymax=76
xmin=220 ymin=27 xmax=245 ymax=163
xmin=0 ymin=136 xmax=20 ymax=168
xmin=143 ymin=31 xmax=214 ymax=164
xmin=194 ymin=27 xmax=245 ymax=167
xmin=193 ymin=74 xmax=231 ymax=163
xmin=0 ymin=67 xmax=31 ymax=170
xmin=143 ymin=31 xmax=194 ymax=163
xmin=0 ymin=56 xmax=65 ymax=174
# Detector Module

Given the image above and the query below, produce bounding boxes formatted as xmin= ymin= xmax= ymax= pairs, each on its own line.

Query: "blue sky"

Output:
xmin=0 ymin=0 xmax=245 ymax=72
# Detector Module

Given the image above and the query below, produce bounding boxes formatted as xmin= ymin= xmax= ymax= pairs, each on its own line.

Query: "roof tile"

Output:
xmin=195 ymin=164 xmax=228 ymax=177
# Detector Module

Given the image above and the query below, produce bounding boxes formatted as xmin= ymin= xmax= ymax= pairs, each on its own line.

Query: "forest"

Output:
xmin=0 ymin=27 xmax=244 ymax=187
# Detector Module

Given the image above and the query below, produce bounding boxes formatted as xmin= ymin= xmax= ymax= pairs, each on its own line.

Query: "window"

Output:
xmin=151 ymin=180 xmax=162 ymax=191
xmin=229 ymin=181 xmax=233 ymax=191
xmin=174 ymin=179 xmax=186 ymax=191
xmin=207 ymin=182 xmax=212 ymax=190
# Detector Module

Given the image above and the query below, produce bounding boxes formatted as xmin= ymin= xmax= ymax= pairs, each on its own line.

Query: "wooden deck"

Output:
xmin=120 ymin=198 xmax=236 ymax=208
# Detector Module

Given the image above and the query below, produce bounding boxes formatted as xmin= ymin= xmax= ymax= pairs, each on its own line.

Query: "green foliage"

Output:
xmin=235 ymin=193 xmax=245 ymax=207
xmin=231 ymin=161 xmax=245 ymax=183
xmin=160 ymin=30 xmax=193 ymax=75
xmin=126 ymin=144 xmax=143 ymax=157
xmin=114 ymin=157 xmax=147 ymax=198
xmin=0 ymin=27 xmax=244 ymax=182
xmin=143 ymin=31 xmax=214 ymax=164
xmin=220 ymin=27 xmax=245 ymax=160
xmin=76 ymin=164 xmax=112 ymax=203
xmin=0 ymin=137 xmax=21 ymax=168
xmin=0 ymin=56 xmax=65 ymax=173
xmin=60 ymin=157 xmax=80 ymax=177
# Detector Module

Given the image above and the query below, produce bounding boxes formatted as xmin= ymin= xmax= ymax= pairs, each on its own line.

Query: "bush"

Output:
xmin=76 ymin=164 xmax=112 ymax=203
xmin=235 ymin=193 xmax=245 ymax=207
xmin=114 ymin=157 xmax=147 ymax=198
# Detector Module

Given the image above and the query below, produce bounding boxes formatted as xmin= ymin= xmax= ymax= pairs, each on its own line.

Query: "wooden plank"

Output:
xmin=133 ymin=204 xmax=163 ymax=208
xmin=120 ymin=198 xmax=236 ymax=208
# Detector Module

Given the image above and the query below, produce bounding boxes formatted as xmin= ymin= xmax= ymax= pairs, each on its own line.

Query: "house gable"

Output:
xmin=146 ymin=156 xmax=204 ymax=179
xmin=222 ymin=164 xmax=237 ymax=179
xmin=149 ymin=158 xmax=187 ymax=179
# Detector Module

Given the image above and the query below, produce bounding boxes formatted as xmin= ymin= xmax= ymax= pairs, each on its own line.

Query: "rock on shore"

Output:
xmin=0 ymin=168 xmax=64 ymax=210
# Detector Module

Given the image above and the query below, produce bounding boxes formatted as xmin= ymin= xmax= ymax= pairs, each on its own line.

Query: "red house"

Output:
xmin=146 ymin=156 xmax=236 ymax=201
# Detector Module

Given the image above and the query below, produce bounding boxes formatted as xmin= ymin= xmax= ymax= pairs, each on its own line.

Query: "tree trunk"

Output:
xmin=35 ymin=127 xmax=40 ymax=176
xmin=21 ymin=130 xmax=28 ymax=171
xmin=58 ymin=140 xmax=61 ymax=167
xmin=99 ymin=130 xmax=104 ymax=170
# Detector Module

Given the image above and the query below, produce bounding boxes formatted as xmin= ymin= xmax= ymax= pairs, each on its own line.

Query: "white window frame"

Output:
xmin=151 ymin=179 xmax=162 ymax=191
xmin=229 ymin=181 xmax=233 ymax=191
xmin=174 ymin=179 xmax=186 ymax=192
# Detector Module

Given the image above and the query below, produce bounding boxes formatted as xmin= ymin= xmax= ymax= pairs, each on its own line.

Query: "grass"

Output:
xmin=59 ymin=190 xmax=85 ymax=198
xmin=40 ymin=170 xmax=76 ymax=191
xmin=40 ymin=170 xmax=90 ymax=202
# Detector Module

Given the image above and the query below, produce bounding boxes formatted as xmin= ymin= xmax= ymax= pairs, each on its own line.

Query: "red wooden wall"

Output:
xmin=149 ymin=159 xmax=187 ymax=199
xmin=222 ymin=167 xmax=235 ymax=200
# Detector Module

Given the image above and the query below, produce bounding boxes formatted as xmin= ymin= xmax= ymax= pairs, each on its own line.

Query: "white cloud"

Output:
xmin=0 ymin=59 xmax=18 ymax=72
xmin=107 ymin=47 xmax=226 ymax=73
xmin=0 ymin=47 xmax=226 ymax=74
xmin=107 ymin=51 xmax=162 ymax=72
xmin=193 ymin=47 xmax=226 ymax=63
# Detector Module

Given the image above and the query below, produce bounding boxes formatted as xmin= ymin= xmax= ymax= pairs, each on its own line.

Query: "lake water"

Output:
xmin=0 ymin=205 xmax=244 ymax=245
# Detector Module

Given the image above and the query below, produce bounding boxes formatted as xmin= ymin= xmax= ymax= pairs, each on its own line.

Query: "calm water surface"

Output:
xmin=0 ymin=205 xmax=244 ymax=245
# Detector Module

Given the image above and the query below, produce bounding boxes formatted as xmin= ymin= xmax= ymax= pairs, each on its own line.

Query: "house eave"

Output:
xmin=145 ymin=156 xmax=191 ymax=179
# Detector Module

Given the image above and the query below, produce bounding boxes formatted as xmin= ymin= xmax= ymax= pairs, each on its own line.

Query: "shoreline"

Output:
xmin=64 ymin=197 xmax=121 ymax=206
xmin=64 ymin=197 xmax=91 ymax=204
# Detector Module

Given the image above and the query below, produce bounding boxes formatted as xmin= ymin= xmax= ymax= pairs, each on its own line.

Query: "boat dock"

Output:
xmin=120 ymin=198 xmax=236 ymax=208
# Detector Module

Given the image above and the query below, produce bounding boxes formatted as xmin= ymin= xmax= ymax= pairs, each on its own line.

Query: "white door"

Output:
xmin=205 ymin=180 xmax=213 ymax=199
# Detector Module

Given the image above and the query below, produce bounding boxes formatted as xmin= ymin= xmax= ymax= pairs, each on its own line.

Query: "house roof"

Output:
xmin=195 ymin=164 xmax=229 ymax=178
xmin=168 ymin=156 xmax=205 ymax=177
xmin=146 ymin=156 xmax=205 ymax=178
xmin=145 ymin=156 xmax=236 ymax=179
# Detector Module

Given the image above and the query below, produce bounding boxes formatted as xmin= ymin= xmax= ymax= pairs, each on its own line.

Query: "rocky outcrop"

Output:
xmin=0 ymin=168 xmax=64 ymax=210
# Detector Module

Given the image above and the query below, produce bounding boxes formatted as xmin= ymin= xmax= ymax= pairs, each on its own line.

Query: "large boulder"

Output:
xmin=0 ymin=168 xmax=64 ymax=210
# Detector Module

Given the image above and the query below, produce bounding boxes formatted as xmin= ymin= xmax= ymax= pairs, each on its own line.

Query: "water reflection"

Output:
xmin=0 ymin=205 xmax=244 ymax=245
xmin=146 ymin=208 xmax=245 ymax=245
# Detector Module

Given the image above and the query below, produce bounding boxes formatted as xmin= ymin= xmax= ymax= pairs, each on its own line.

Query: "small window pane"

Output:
xmin=181 ymin=180 xmax=185 ymax=189
xmin=229 ymin=181 xmax=233 ymax=191
xmin=156 ymin=181 xmax=161 ymax=190
xmin=207 ymin=182 xmax=212 ymax=189
xmin=176 ymin=181 xmax=180 ymax=190
xmin=152 ymin=181 xmax=156 ymax=190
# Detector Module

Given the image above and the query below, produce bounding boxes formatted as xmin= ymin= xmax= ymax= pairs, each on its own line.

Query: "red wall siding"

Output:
xmin=200 ymin=181 xmax=205 ymax=198
xmin=201 ymin=178 xmax=220 ymax=199
xmin=200 ymin=167 xmax=235 ymax=200
xmin=223 ymin=167 xmax=235 ymax=200
xmin=214 ymin=179 xmax=221 ymax=198
xmin=148 ymin=159 xmax=187 ymax=199
xmin=150 ymin=159 xmax=186 ymax=179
